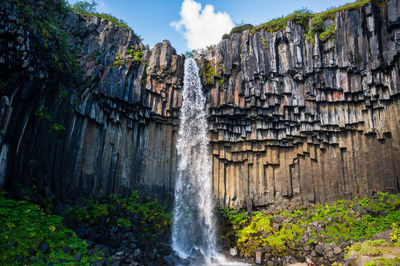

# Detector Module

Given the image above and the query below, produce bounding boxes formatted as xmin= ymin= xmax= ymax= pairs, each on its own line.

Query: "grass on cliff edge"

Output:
xmin=0 ymin=189 xmax=104 ymax=265
xmin=221 ymin=192 xmax=400 ymax=258
xmin=70 ymin=1 xmax=141 ymax=42
xmin=224 ymin=0 xmax=383 ymax=42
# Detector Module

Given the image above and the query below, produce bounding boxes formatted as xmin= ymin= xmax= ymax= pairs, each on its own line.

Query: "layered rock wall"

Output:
xmin=0 ymin=1 xmax=183 ymax=202
xmin=1 ymin=0 xmax=400 ymax=207
xmin=199 ymin=0 xmax=400 ymax=207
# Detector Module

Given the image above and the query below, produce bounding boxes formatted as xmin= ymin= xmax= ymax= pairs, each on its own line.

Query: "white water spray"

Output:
xmin=172 ymin=58 xmax=216 ymax=263
xmin=172 ymin=58 xmax=247 ymax=266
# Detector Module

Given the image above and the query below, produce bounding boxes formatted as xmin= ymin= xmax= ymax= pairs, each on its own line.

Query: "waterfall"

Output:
xmin=172 ymin=58 xmax=216 ymax=263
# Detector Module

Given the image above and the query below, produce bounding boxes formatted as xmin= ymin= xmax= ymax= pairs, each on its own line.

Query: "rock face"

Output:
xmin=198 ymin=0 xmax=400 ymax=207
xmin=1 ymin=0 xmax=400 ymax=206
xmin=0 ymin=0 xmax=183 ymax=202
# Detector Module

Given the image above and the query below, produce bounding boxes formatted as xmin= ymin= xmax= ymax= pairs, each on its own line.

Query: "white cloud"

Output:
xmin=171 ymin=0 xmax=233 ymax=50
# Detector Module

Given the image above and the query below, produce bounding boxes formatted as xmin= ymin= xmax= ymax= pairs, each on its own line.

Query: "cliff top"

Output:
xmin=67 ymin=0 xmax=142 ymax=43
xmin=223 ymin=0 xmax=385 ymax=42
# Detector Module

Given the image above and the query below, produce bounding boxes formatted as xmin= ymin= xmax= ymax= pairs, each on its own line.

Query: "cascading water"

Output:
xmin=171 ymin=58 xmax=247 ymax=266
xmin=172 ymin=58 xmax=217 ymax=263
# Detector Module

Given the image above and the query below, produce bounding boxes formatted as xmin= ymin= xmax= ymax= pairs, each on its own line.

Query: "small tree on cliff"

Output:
xmin=71 ymin=1 xmax=97 ymax=14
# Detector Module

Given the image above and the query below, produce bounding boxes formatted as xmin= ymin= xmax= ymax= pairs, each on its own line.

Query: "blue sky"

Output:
xmin=67 ymin=0 xmax=354 ymax=54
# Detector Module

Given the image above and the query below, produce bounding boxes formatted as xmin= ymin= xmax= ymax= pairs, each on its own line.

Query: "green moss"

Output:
xmin=222 ymin=192 xmax=400 ymax=258
xmin=127 ymin=46 xmax=143 ymax=64
xmin=205 ymin=62 xmax=216 ymax=84
xmin=230 ymin=24 xmax=254 ymax=35
xmin=117 ymin=217 xmax=131 ymax=227
xmin=35 ymin=107 xmax=52 ymax=122
xmin=0 ymin=190 xmax=103 ymax=264
xmin=346 ymin=240 xmax=385 ymax=257
xmin=51 ymin=123 xmax=66 ymax=132
xmin=113 ymin=52 xmax=124 ymax=67
xmin=224 ymin=0 xmax=381 ymax=45
xmin=390 ymin=223 xmax=400 ymax=242
xmin=66 ymin=192 xmax=172 ymax=237
xmin=217 ymin=77 xmax=225 ymax=85
xmin=306 ymin=0 xmax=377 ymax=42
xmin=319 ymin=22 xmax=336 ymax=42
xmin=252 ymin=8 xmax=312 ymax=34
xmin=232 ymin=211 xmax=304 ymax=257
xmin=261 ymin=37 xmax=268 ymax=49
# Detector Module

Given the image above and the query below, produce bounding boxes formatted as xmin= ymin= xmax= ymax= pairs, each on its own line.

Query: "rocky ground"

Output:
xmin=1 ymin=187 xmax=174 ymax=265
xmin=218 ymin=192 xmax=400 ymax=265
xmin=1 ymin=187 xmax=400 ymax=265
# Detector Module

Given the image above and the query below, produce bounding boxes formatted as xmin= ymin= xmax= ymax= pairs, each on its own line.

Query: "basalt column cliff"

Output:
xmin=199 ymin=0 xmax=400 ymax=207
xmin=0 ymin=0 xmax=184 ymax=202
xmin=1 ymin=0 xmax=400 ymax=207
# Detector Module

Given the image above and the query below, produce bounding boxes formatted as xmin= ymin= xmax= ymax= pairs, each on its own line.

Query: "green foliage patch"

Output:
xmin=127 ymin=46 xmax=143 ymax=65
xmin=13 ymin=0 xmax=78 ymax=72
xmin=222 ymin=192 xmax=400 ymax=258
xmin=205 ymin=62 xmax=215 ymax=84
xmin=66 ymin=192 xmax=172 ymax=239
xmin=225 ymin=0 xmax=382 ymax=43
xmin=0 ymin=190 xmax=103 ymax=264
xmin=252 ymin=8 xmax=313 ymax=33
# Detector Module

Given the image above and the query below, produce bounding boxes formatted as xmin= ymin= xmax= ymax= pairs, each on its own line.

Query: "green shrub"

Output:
xmin=127 ymin=46 xmax=143 ymax=64
xmin=0 ymin=191 xmax=103 ymax=264
xmin=390 ymin=223 xmax=400 ymax=242
xmin=35 ymin=107 xmax=52 ymax=121
xmin=252 ymin=8 xmax=313 ymax=33
xmin=205 ymin=62 xmax=215 ymax=84
xmin=71 ymin=0 xmax=97 ymax=13
xmin=66 ymin=192 xmax=172 ymax=236
xmin=52 ymin=123 xmax=66 ymax=132
xmin=113 ymin=52 xmax=124 ymax=67
xmin=227 ymin=0 xmax=379 ymax=44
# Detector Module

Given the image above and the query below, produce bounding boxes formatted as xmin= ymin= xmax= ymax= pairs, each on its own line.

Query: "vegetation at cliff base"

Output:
xmin=66 ymin=192 xmax=172 ymax=243
xmin=0 ymin=189 xmax=103 ymax=265
xmin=221 ymin=192 xmax=400 ymax=262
